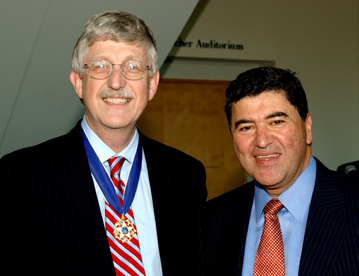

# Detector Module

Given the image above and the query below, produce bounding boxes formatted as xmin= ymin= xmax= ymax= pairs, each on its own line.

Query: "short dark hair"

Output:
xmin=225 ymin=67 xmax=309 ymax=130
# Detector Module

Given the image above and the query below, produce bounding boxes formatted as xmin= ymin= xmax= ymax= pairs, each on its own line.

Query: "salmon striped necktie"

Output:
xmin=253 ymin=198 xmax=285 ymax=276
xmin=105 ymin=157 xmax=146 ymax=276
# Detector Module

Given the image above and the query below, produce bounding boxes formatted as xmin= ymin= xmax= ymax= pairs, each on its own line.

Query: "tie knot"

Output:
xmin=107 ymin=157 xmax=126 ymax=187
xmin=108 ymin=156 xmax=125 ymax=169
xmin=264 ymin=198 xmax=283 ymax=215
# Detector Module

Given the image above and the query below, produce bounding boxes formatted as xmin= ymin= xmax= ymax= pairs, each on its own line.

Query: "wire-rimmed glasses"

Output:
xmin=83 ymin=60 xmax=152 ymax=80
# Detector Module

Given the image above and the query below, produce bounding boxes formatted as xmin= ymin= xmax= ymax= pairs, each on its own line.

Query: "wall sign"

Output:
xmin=174 ymin=37 xmax=243 ymax=50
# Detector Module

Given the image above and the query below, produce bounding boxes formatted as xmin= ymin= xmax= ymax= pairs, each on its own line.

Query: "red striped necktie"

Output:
xmin=253 ymin=198 xmax=285 ymax=276
xmin=105 ymin=157 xmax=146 ymax=276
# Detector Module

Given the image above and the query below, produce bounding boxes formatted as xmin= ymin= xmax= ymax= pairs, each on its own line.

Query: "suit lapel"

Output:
xmin=56 ymin=123 xmax=115 ymax=276
xmin=237 ymin=184 xmax=255 ymax=274
xmin=299 ymin=160 xmax=348 ymax=276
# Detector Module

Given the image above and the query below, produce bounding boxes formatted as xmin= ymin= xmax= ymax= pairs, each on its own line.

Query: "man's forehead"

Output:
xmin=233 ymin=91 xmax=299 ymax=118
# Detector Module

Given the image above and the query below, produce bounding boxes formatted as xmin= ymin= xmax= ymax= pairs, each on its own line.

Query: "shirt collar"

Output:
xmin=254 ymin=156 xmax=316 ymax=224
xmin=81 ymin=116 xmax=138 ymax=165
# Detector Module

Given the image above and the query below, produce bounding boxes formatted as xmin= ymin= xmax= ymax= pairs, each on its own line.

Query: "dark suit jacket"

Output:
xmin=200 ymin=158 xmax=359 ymax=276
xmin=1 ymin=122 xmax=207 ymax=276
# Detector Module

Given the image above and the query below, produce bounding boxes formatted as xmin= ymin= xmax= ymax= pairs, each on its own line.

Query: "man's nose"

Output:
xmin=107 ymin=65 xmax=126 ymax=89
xmin=254 ymin=127 xmax=273 ymax=148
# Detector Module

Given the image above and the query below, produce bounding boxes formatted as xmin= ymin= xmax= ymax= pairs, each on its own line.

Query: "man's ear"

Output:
xmin=148 ymin=70 xmax=160 ymax=101
xmin=305 ymin=113 xmax=313 ymax=145
xmin=70 ymin=70 xmax=83 ymax=99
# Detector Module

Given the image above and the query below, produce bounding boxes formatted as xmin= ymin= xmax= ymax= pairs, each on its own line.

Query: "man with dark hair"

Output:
xmin=200 ymin=67 xmax=359 ymax=276
xmin=1 ymin=11 xmax=207 ymax=276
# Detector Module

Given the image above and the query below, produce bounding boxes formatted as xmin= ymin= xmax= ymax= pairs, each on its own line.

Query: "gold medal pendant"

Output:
xmin=113 ymin=214 xmax=137 ymax=243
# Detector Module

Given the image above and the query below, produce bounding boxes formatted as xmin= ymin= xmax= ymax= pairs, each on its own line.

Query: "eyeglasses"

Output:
xmin=83 ymin=60 xmax=152 ymax=80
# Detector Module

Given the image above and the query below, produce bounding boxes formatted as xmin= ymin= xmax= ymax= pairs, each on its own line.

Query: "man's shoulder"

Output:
xmin=315 ymin=157 xmax=359 ymax=186
xmin=0 ymin=122 xmax=82 ymax=163
xmin=205 ymin=181 xmax=254 ymax=213
xmin=314 ymin=157 xmax=359 ymax=206
xmin=333 ymin=168 xmax=359 ymax=202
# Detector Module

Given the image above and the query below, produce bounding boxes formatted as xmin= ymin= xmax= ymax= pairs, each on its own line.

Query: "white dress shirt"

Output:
xmin=81 ymin=117 xmax=163 ymax=276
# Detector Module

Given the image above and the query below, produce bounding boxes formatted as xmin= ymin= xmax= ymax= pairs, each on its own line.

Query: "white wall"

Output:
xmin=161 ymin=0 xmax=359 ymax=170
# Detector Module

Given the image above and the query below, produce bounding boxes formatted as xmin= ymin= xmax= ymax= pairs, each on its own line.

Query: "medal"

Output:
xmin=114 ymin=214 xmax=137 ymax=243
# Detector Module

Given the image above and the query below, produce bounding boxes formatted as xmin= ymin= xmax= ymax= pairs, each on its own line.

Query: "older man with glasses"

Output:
xmin=1 ymin=11 xmax=207 ymax=276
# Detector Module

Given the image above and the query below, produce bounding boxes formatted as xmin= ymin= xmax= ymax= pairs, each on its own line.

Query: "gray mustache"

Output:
xmin=99 ymin=88 xmax=134 ymax=99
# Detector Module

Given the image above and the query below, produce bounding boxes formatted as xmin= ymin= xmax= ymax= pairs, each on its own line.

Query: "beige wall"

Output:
xmin=161 ymin=0 xmax=359 ymax=170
